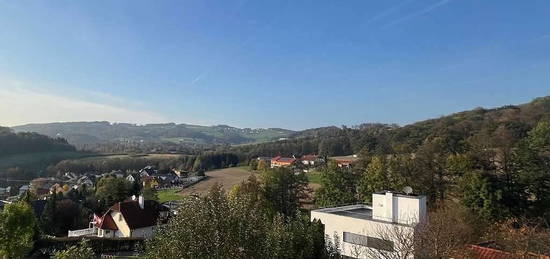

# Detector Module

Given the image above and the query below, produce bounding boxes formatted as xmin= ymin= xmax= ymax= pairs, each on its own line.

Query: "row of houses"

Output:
xmin=257 ymin=154 xmax=360 ymax=169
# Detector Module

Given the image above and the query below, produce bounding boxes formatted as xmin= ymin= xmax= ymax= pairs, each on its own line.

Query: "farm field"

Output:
xmin=179 ymin=167 xmax=255 ymax=196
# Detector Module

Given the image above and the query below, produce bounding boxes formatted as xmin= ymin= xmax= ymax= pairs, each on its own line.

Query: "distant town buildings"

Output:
xmin=270 ymin=156 xmax=297 ymax=168
xmin=300 ymin=154 xmax=324 ymax=166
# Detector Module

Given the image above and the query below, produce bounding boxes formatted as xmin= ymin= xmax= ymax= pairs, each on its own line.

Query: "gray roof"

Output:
xmin=312 ymin=204 xmax=373 ymax=220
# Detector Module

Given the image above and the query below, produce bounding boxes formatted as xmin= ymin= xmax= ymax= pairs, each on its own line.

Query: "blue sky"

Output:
xmin=0 ymin=0 xmax=549 ymax=130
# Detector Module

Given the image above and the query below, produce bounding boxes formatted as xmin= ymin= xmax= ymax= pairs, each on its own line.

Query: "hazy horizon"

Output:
xmin=1 ymin=1 xmax=549 ymax=129
xmin=8 ymin=95 xmax=548 ymax=131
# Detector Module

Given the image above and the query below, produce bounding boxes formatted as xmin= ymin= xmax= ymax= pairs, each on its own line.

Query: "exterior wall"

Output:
xmin=395 ymin=195 xmax=426 ymax=224
xmin=131 ymin=226 xmax=154 ymax=238
xmin=111 ymin=211 xmax=131 ymax=237
xmin=271 ymin=162 xmax=293 ymax=168
xmin=302 ymin=160 xmax=315 ymax=166
xmin=372 ymin=193 xmax=426 ymax=225
xmin=311 ymin=211 xmax=415 ymax=259
xmin=115 ymin=230 xmax=126 ymax=237
xmin=98 ymin=228 xmax=115 ymax=238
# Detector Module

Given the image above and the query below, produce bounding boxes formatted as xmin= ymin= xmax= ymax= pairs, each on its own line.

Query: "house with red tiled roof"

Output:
xmin=300 ymin=154 xmax=324 ymax=166
xmin=271 ymin=156 xmax=297 ymax=168
xmin=68 ymin=195 xmax=169 ymax=238
xmin=469 ymin=243 xmax=515 ymax=259
xmin=468 ymin=241 xmax=550 ymax=259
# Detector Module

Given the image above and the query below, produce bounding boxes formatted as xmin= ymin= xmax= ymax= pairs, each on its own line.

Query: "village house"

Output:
xmin=330 ymin=155 xmax=359 ymax=168
xmin=126 ymin=174 xmax=137 ymax=183
xmin=139 ymin=166 xmax=157 ymax=177
xmin=142 ymin=176 xmax=159 ymax=189
xmin=0 ymin=186 xmax=11 ymax=196
xmin=49 ymin=183 xmax=69 ymax=194
xmin=19 ymin=185 xmax=29 ymax=196
xmin=270 ymin=156 xmax=297 ymax=168
xmin=300 ymin=154 xmax=324 ymax=166
xmin=77 ymin=175 xmax=94 ymax=188
xmin=257 ymin=156 xmax=272 ymax=163
xmin=311 ymin=190 xmax=427 ymax=259
xmin=69 ymin=195 xmax=169 ymax=238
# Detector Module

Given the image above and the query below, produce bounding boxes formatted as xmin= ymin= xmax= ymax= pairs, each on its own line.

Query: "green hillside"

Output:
xmin=12 ymin=122 xmax=294 ymax=148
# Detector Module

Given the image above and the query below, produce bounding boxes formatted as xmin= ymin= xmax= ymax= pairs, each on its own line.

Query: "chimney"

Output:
xmin=138 ymin=195 xmax=144 ymax=209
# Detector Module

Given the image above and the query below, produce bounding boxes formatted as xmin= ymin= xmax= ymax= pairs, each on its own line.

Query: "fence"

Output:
xmin=68 ymin=227 xmax=97 ymax=237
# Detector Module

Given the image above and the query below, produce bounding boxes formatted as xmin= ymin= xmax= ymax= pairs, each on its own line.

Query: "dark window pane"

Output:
xmin=343 ymin=232 xmax=394 ymax=252
xmin=367 ymin=236 xmax=394 ymax=252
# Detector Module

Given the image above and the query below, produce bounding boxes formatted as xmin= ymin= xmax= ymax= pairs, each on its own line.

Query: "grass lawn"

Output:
xmin=307 ymin=171 xmax=322 ymax=185
xmin=158 ymin=188 xmax=186 ymax=203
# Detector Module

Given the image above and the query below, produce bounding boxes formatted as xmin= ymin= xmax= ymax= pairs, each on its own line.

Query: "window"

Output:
xmin=119 ymin=214 xmax=123 ymax=221
xmin=343 ymin=232 xmax=394 ymax=252
xmin=343 ymin=232 xmax=368 ymax=246
xmin=367 ymin=236 xmax=394 ymax=252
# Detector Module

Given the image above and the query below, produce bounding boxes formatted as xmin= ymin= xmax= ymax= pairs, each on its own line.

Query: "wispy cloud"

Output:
xmin=364 ymin=0 xmax=415 ymax=25
xmin=0 ymin=78 xmax=169 ymax=126
xmin=382 ymin=0 xmax=453 ymax=28
xmin=190 ymin=72 xmax=207 ymax=85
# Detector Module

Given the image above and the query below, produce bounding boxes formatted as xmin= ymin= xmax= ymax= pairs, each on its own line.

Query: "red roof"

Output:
xmin=271 ymin=156 xmax=296 ymax=164
xmin=97 ymin=213 xmax=118 ymax=230
xmin=110 ymin=200 xmax=160 ymax=229
xmin=301 ymin=154 xmax=317 ymax=161
xmin=469 ymin=245 xmax=515 ymax=259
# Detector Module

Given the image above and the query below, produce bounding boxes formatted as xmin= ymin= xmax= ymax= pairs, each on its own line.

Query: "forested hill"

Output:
xmin=233 ymin=96 xmax=550 ymax=157
xmin=0 ymin=126 xmax=75 ymax=157
xmin=12 ymin=122 xmax=295 ymax=148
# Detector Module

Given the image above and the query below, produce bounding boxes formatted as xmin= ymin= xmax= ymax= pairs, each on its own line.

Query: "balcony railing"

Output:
xmin=68 ymin=227 xmax=97 ymax=237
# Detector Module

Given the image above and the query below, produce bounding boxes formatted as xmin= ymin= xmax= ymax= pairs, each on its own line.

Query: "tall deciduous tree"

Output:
xmin=145 ymin=184 xmax=336 ymax=259
xmin=458 ymin=170 xmax=506 ymax=221
xmin=513 ymin=121 xmax=550 ymax=217
xmin=0 ymin=202 xmax=37 ymax=258
xmin=261 ymin=167 xmax=308 ymax=217
xmin=95 ymin=177 xmax=133 ymax=207
xmin=315 ymin=162 xmax=358 ymax=207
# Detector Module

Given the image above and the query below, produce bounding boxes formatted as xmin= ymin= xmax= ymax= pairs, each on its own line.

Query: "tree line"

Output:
xmin=231 ymin=97 xmax=550 ymax=158
xmin=48 ymin=152 xmax=240 ymax=175
xmin=0 ymin=126 xmax=75 ymax=157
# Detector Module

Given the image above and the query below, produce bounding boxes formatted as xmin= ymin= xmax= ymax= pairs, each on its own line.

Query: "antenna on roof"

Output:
xmin=403 ymin=186 xmax=413 ymax=195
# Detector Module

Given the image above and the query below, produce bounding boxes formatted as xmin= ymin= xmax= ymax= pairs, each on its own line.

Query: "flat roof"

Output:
xmin=373 ymin=190 xmax=426 ymax=199
xmin=312 ymin=204 xmax=373 ymax=220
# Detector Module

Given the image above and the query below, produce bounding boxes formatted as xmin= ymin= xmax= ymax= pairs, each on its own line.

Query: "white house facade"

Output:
xmin=69 ymin=195 xmax=166 ymax=238
xmin=311 ymin=191 xmax=427 ymax=259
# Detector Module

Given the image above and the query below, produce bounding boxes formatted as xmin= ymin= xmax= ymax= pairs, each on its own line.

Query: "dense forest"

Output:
xmin=0 ymin=127 xmax=75 ymax=157
xmin=232 ymin=96 xmax=550 ymax=158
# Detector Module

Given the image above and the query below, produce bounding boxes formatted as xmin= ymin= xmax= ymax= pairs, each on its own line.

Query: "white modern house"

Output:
xmin=311 ymin=191 xmax=427 ymax=259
